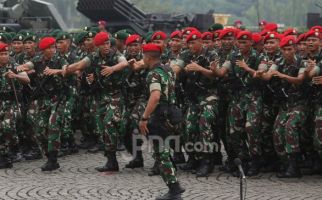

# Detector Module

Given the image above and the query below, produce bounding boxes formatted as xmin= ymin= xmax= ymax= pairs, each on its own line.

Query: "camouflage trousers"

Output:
xmin=28 ymin=96 xmax=64 ymax=153
xmin=227 ymin=93 xmax=263 ymax=159
xmin=61 ymin=88 xmax=78 ymax=141
xmin=122 ymin=97 xmax=146 ymax=154
xmin=0 ymin=100 xmax=19 ymax=156
xmin=77 ymin=93 xmax=98 ymax=138
xmin=184 ymin=95 xmax=219 ymax=158
xmin=314 ymin=103 xmax=322 ymax=158
xmin=153 ymin=143 xmax=177 ymax=185
xmin=148 ymin=105 xmax=178 ymax=185
xmin=273 ymin=103 xmax=307 ymax=157
xmin=260 ymin=99 xmax=279 ymax=157
xmin=96 ymin=92 xmax=123 ymax=152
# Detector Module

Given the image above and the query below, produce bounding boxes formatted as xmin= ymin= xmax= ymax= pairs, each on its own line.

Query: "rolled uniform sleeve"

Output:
xmin=82 ymin=56 xmax=91 ymax=68
xmin=117 ymin=55 xmax=127 ymax=63
xmin=172 ymin=58 xmax=185 ymax=69
xmin=222 ymin=60 xmax=232 ymax=71
xmin=269 ymin=64 xmax=279 ymax=71
xmin=25 ymin=61 xmax=34 ymax=70
xmin=313 ymin=65 xmax=321 ymax=76
xmin=148 ymin=71 xmax=162 ymax=93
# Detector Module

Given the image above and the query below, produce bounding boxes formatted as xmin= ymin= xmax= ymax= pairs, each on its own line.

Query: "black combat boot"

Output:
xmin=78 ymin=134 xmax=95 ymax=149
xmin=68 ymin=136 xmax=79 ymax=154
xmin=125 ymin=150 xmax=144 ymax=169
xmin=277 ymin=154 xmax=302 ymax=178
xmin=260 ymin=154 xmax=279 ymax=173
xmin=312 ymin=156 xmax=322 ymax=175
xmin=179 ymin=153 xmax=198 ymax=171
xmin=95 ymin=151 xmax=119 ymax=172
xmin=23 ymin=146 xmax=42 ymax=160
xmin=9 ymin=146 xmax=23 ymax=163
xmin=41 ymin=151 xmax=60 ymax=171
xmin=148 ymin=160 xmax=161 ymax=176
xmin=58 ymin=141 xmax=70 ymax=157
xmin=88 ymin=140 xmax=104 ymax=153
xmin=196 ymin=153 xmax=214 ymax=177
xmin=246 ymin=156 xmax=261 ymax=176
xmin=155 ymin=182 xmax=185 ymax=200
xmin=0 ymin=154 xmax=13 ymax=169
xmin=213 ymin=151 xmax=223 ymax=166
xmin=172 ymin=152 xmax=186 ymax=165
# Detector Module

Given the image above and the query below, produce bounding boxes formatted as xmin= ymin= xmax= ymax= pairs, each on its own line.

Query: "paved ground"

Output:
xmin=1 ymin=149 xmax=322 ymax=200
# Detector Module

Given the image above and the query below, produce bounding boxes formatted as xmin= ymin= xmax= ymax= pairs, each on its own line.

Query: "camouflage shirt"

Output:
xmin=146 ymin=63 xmax=176 ymax=105
xmin=222 ymin=48 xmax=261 ymax=96
xmin=60 ymin=50 xmax=79 ymax=94
xmin=123 ymin=52 xmax=148 ymax=100
xmin=269 ymin=55 xmax=307 ymax=105
xmin=82 ymin=49 xmax=127 ymax=94
xmin=26 ymin=54 xmax=68 ymax=98
xmin=173 ymin=47 xmax=218 ymax=103
xmin=0 ymin=61 xmax=26 ymax=100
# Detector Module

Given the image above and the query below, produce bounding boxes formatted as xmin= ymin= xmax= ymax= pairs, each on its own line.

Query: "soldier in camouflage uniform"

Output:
xmin=213 ymin=29 xmax=237 ymax=172
xmin=75 ymin=31 xmax=101 ymax=151
xmin=121 ymin=34 xmax=148 ymax=169
xmin=0 ymin=43 xmax=30 ymax=169
xmin=7 ymin=33 xmax=27 ymax=162
xmin=256 ymin=36 xmax=307 ymax=178
xmin=147 ymin=31 xmax=172 ymax=176
xmin=255 ymin=32 xmax=282 ymax=173
xmin=18 ymin=33 xmax=43 ymax=161
xmin=151 ymin=31 xmax=171 ymax=65
xmin=139 ymin=43 xmax=185 ymax=200
xmin=303 ymin=30 xmax=322 ymax=175
xmin=212 ymin=30 xmax=263 ymax=176
xmin=201 ymin=32 xmax=215 ymax=50
xmin=168 ymin=30 xmax=186 ymax=165
xmin=114 ymin=30 xmax=129 ymax=54
xmin=10 ymin=34 xmax=25 ymax=64
xmin=66 ymin=32 xmax=128 ymax=172
xmin=17 ymin=37 xmax=68 ymax=171
xmin=55 ymin=31 xmax=79 ymax=155
xmin=171 ymin=31 xmax=219 ymax=177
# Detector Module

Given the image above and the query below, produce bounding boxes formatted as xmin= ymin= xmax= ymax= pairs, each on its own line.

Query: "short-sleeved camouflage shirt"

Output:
xmin=146 ymin=63 xmax=176 ymax=105
xmin=82 ymin=49 xmax=127 ymax=93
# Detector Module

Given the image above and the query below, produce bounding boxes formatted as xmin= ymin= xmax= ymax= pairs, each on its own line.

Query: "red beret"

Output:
xmin=151 ymin=31 xmax=167 ymax=41
xmin=186 ymin=31 xmax=202 ymax=43
xmin=280 ymin=36 xmax=296 ymax=48
xmin=219 ymin=28 xmax=235 ymax=39
xmin=252 ymin=33 xmax=262 ymax=44
xmin=182 ymin=27 xmax=199 ymax=35
xmin=283 ymin=28 xmax=297 ymax=37
xmin=98 ymin=20 xmax=107 ymax=27
xmin=0 ymin=43 xmax=8 ymax=52
xmin=296 ymin=33 xmax=306 ymax=44
xmin=94 ymin=32 xmax=109 ymax=46
xmin=39 ymin=37 xmax=56 ymax=50
xmin=264 ymin=23 xmax=278 ymax=32
xmin=259 ymin=20 xmax=267 ymax=26
xmin=260 ymin=29 xmax=269 ymax=37
xmin=305 ymin=30 xmax=321 ymax=39
xmin=125 ymin=34 xmax=141 ymax=45
xmin=237 ymin=31 xmax=252 ymax=40
xmin=170 ymin=30 xmax=182 ymax=39
xmin=201 ymin=32 xmax=213 ymax=40
xmin=234 ymin=20 xmax=242 ymax=25
xmin=213 ymin=30 xmax=222 ymax=39
xmin=142 ymin=43 xmax=162 ymax=53
xmin=310 ymin=26 xmax=322 ymax=33
xmin=264 ymin=32 xmax=280 ymax=43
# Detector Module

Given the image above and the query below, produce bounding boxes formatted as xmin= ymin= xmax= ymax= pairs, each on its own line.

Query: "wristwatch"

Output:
xmin=141 ymin=116 xmax=149 ymax=121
